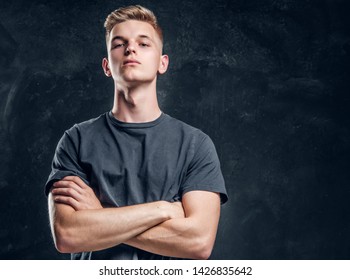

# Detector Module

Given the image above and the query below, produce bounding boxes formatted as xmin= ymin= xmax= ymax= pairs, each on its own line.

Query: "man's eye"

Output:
xmin=112 ymin=43 xmax=125 ymax=49
xmin=140 ymin=43 xmax=150 ymax=47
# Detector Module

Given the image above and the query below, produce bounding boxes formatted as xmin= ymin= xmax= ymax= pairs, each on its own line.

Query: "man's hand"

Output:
xmin=51 ymin=176 xmax=102 ymax=211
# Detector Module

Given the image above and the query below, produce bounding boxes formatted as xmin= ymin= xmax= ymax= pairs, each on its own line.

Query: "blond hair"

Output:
xmin=104 ymin=5 xmax=163 ymax=44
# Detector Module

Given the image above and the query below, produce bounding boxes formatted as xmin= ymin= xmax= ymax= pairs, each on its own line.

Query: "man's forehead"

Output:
xmin=110 ymin=20 xmax=156 ymax=39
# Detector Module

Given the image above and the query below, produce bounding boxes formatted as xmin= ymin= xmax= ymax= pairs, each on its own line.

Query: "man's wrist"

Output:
xmin=154 ymin=201 xmax=172 ymax=220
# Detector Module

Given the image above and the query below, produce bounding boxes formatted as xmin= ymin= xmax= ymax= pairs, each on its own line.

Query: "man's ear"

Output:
xmin=158 ymin=54 xmax=169 ymax=75
xmin=102 ymin=58 xmax=112 ymax=77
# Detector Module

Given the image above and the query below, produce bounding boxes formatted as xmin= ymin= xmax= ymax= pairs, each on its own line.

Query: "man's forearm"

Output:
xmin=49 ymin=194 xmax=177 ymax=253
xmin=124 ymin=217 xmax=216 ymax=259
xmin=124 ymin=192 xmax=221 ymax=260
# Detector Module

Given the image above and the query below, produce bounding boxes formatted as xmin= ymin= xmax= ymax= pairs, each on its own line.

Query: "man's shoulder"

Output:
xmin=164 ymin=114 xmax=209 ymax=140
xmin=164 ymin=114 xmax=202 ymax=133
xmin=66 ymin=112 xmax=108 ymax=135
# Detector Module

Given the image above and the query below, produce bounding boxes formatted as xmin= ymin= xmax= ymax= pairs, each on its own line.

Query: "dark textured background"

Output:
xmin=0 ymin=0 xmax=349 ymax=259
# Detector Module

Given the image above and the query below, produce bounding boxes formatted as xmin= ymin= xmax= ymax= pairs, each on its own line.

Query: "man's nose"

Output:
xmin=124 ymin=42 xmax=136 ymax=55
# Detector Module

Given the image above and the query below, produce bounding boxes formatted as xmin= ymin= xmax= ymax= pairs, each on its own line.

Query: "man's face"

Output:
xmin=103 ymin=20 xmax=168 ymax=86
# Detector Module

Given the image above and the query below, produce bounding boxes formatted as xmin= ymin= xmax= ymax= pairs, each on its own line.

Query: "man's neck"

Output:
xmin=111 ymin=80 xmax=161 ymax=123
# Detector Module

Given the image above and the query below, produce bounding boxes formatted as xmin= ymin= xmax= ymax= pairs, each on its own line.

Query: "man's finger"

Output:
xmin=51 ymin=186 xmax=82 ymax=201
xmin=53 ymin=195 xmax=80 ymax=210
xmin=53 ymin=180 xmax=83 ymax=194
xmin=61 ymin=176 xmax=89 ymax=189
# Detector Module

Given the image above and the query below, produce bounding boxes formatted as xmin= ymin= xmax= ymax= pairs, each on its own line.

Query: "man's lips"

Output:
xmin=123 ymin=59 xmax=141 ymax=65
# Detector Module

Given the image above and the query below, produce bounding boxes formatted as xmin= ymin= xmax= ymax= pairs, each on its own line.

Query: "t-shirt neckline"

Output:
xmin=107 ymin=111 xmax=166 ymax=128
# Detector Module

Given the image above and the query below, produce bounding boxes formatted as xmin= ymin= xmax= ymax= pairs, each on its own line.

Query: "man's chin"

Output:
xmin=121 ymin=76 xmax=154 ymax=85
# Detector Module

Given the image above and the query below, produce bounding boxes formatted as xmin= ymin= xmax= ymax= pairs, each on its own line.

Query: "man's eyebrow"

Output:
xmin=138 ymin=35 xmax=153 ymax=41
xmin=111 ymin=35 xmax=126 ymax=42
xmin=111 ymin=34 xmax=154 ymax=42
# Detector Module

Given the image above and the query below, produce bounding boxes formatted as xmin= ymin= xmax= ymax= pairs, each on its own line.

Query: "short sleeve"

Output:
xmin=44 ymin=126 xmax=89 ymax=196
xmin=181 ymin=133 xmax=228 ymax=204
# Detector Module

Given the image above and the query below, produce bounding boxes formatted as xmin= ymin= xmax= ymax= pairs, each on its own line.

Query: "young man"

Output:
xmin=46 ymin=5 xmax=228 ymax=260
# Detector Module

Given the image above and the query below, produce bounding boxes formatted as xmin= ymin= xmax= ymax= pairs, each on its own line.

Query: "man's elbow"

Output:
xmin=193 ymin=247 xmax=212 ymax=260
xmin=191 ymin=235 xmax=215 ymax=260
xmin=54 ymin=236 xmax=74 ymax=254
xmin=52 ymin=223 xmax=79 ymax=253
xmin=54 ymin=238 xmax=71 ymax=254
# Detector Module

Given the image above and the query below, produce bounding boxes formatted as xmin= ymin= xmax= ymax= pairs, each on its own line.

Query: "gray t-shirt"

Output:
xmin=45 ymin=111 xmax=228 ymax=259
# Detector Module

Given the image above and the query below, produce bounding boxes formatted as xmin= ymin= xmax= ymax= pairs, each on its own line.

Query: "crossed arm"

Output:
xmin=49 ymin=176 xmax=221 ymax=259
